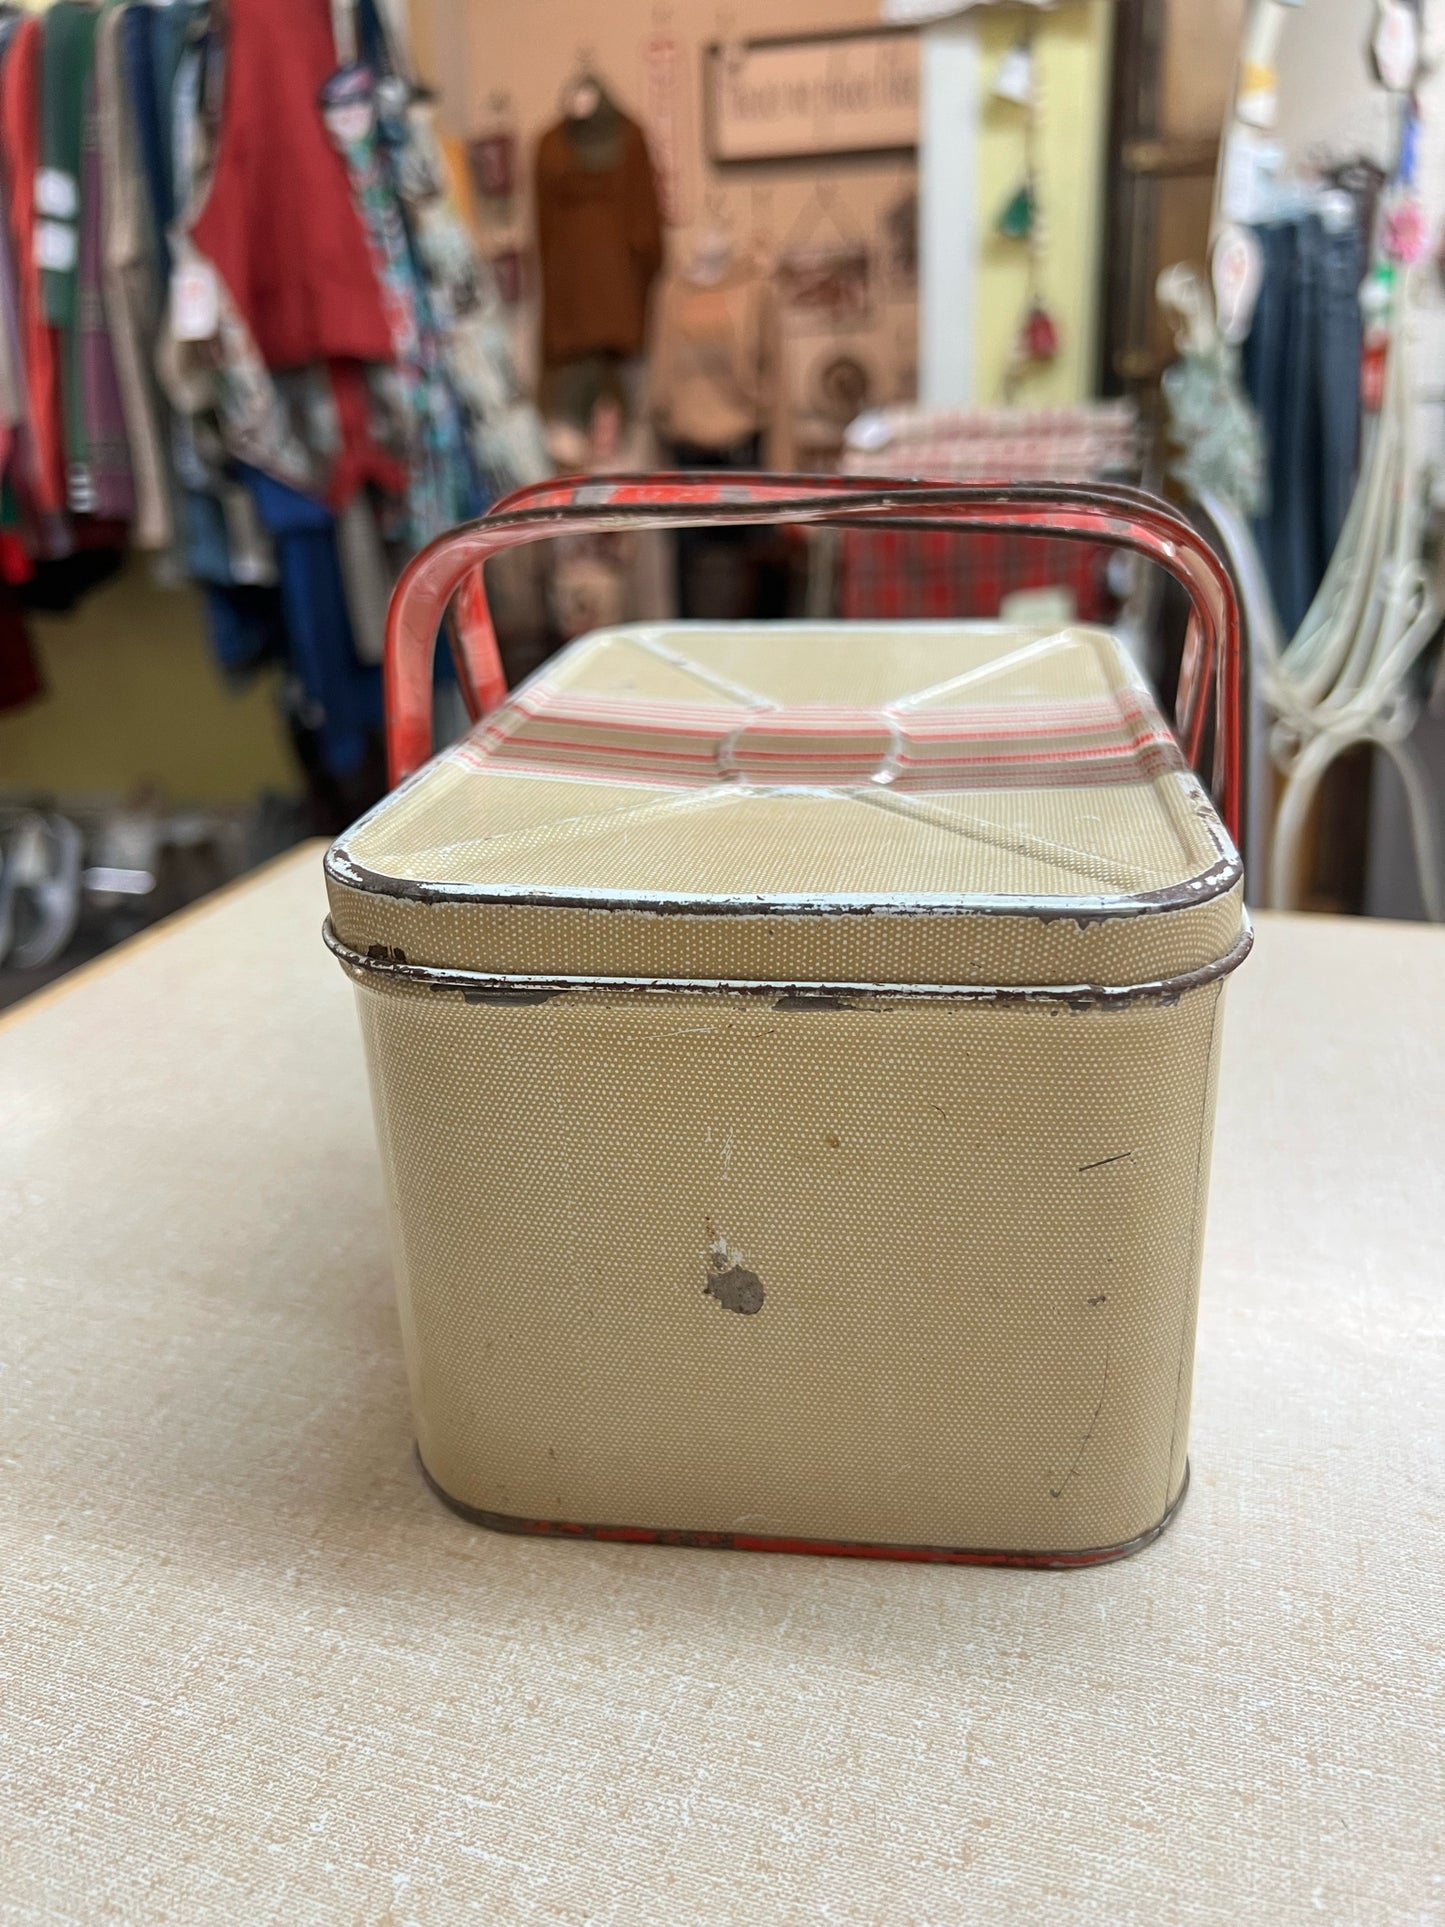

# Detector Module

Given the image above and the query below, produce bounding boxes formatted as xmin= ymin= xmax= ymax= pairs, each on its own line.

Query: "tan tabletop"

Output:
xmin=1 ymin=845 xmax=1439 ymax=1925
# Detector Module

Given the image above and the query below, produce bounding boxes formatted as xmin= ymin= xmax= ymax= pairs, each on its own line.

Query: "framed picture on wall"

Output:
xmin=776 ymin=245 xmax=874 ymax=331
xmin=705 ymin=28 xmax=919 ymax=165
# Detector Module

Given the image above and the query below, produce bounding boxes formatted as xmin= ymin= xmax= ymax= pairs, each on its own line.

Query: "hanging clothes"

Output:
xmin=240 ymin=463 xmax=380 ymax=780
xmin=1242 ymin=213 xmax=1363 ymax=636
xmin=116 ymin=0 xmax=194 ymax=280
xmin=387 ymin=88 xmax=548 ymax=495
xmin=0 ymin=18 xmax=31 ymax=488
xmin=651 ymin=265 xmax=792 ymax=468
xmin=0 ymin=281 xmax=17 ymax=477
xmin=158 ymin=27 xmax=321 ymax=507
xmin=176 ymin=0 xmax=420 ymax=548
xmin=319 ymin=61 xmax=469 ymax=549
xmin=188 ymin=0 xmax=392 ymax=371
xmin=93 ymin=0 xmax=171 ymax=548
xmin=0 ymin=0 xmax=550 ymax=811
xmin=202 ymin=578 xmax=285 ymax=678
xmin=75 ymin=63 xmax=135 ymax=521
xmin=38 ymin=0 xmax=100 ymax=512
xmin=1 ymin=17 xmax=66 ymax=519
xmin=133 ymin=18 xmax=265 ymax=596
xmin=535 ymin=104 xmax=663 ymax=370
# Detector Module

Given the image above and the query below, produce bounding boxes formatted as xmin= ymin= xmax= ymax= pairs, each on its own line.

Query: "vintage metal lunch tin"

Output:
xmin=324 ymin=477 xmax=1249 ymax=1566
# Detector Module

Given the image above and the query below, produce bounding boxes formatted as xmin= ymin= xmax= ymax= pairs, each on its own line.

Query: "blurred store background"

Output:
xmin=1 ymin=0 xmax=1441 ymax=1002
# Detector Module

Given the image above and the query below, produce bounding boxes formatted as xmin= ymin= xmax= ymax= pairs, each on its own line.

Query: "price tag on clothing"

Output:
xmin=35 ymin=168 xmax=78 ymax=220
xmin=1213 ymin=224 xmax=1264 ymax=345
xmin=170 ymin=259 xmax=220 ymax=342
xmin=34 ymin=221 xmax=77 ymax=274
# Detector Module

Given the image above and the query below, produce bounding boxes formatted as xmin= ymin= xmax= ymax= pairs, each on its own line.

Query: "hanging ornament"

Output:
xmin=1020 ymin=301 xmax=1060 ymax=363
xmin=995 ymin=181 xmax=1036 ymax=241
xmin=998 ymin=20 xmax=1055 ymax=397
xmin=1360 ymin=262 xmax=1396 ymax=413
xmin=991 ymin=41 xmax=1034 ymax=108
xmin=1382 ymin=191 xmax=1429 ymax=264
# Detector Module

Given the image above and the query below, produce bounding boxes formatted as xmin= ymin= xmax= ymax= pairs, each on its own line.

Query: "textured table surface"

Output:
xmin=1 ymin=846 xmax=1440 ymax=1926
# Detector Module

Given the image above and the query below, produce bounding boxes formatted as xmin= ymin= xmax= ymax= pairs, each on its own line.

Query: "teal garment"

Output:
xmin=320 ymin=64 xmax=470 ymax=551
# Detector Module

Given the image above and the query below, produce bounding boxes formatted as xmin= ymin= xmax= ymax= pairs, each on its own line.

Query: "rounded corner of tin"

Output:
xmin=322 ymin=835 xmax=365 ymax=894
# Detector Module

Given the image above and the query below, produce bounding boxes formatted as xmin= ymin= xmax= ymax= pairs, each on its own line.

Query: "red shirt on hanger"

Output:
xmin=188 ymin=0 xmax=392 ymax=372
xmin=1 ymin=17 xmax=66 ymax=518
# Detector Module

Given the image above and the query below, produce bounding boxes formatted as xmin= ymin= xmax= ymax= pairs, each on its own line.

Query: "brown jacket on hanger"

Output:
xmin=535 ymin=112 xmax=663 ymax=369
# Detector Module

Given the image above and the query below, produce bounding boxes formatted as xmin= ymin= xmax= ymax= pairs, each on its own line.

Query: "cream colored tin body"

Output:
xmin=327 ymin=616 xmax=1247 ymax=1562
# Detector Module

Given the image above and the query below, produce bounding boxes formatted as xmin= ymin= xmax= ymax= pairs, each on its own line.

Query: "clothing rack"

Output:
xmin=0 ymin=0 xmax=546 ymax=822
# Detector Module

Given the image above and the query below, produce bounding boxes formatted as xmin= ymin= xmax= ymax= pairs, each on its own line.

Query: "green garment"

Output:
xmin=39 ymin=0 xmax=99 ymax=328
xmin=39 ymin=1 xmax=100 ymax=492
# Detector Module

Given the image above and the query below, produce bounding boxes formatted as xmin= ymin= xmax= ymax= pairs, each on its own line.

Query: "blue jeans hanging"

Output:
xmin=1242 ymin=213 xmax=1362 ymax=636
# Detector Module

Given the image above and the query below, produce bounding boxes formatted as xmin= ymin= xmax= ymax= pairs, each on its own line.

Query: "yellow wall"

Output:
xmin=0 ymin=563 xmax=294 ymax=805
xmin=974 ymin=2 xmax=1112 ymax=403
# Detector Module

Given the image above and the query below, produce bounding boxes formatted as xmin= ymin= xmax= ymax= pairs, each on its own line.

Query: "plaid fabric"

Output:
xmin=839 ymin=529 xmax=1117 ymax=624
xmin=837 ymin=402 xmax=1138 ymax=623
xmin=842 ymin=402 xmax=1140 ymax=483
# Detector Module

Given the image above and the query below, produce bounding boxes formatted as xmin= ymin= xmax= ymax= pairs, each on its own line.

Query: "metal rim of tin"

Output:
xmin=324 ymin=756 xmax=1243 ymax=923
xmin=325 ymin=846 xmax=1245 ymax=921
xmin=323 ymin=913 xmax=1254 ymax=1009
xmin=417 ymin=1451 xmax=1193 ymax=1570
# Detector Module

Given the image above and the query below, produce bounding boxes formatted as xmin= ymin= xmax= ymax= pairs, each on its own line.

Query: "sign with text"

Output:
xmin=706 ymin=31 xmax=919 ymax=164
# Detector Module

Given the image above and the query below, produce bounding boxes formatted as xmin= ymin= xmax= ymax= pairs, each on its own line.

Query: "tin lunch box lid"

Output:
xmin=324 ymin=619 xmax=1248 ymax=999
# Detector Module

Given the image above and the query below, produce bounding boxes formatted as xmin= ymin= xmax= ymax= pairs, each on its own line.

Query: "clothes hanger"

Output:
xmin=562 ymin=47 xmax=609 ymax=122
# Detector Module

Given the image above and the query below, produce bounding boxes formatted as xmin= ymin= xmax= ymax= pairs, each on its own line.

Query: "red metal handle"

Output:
xmin=385 ymin=474 xmax=1242 ymax=845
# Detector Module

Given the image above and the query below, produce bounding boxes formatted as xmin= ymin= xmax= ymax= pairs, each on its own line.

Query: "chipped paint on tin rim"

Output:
xmin=323 ymin=915 xmax=1254 ymax=1009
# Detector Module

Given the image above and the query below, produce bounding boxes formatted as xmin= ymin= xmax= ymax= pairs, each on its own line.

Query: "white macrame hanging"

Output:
xmin=1258 ymin=267 xmax=1443 ymax=918
xmin=1167 ymin=0 xmax=1444 ymax=919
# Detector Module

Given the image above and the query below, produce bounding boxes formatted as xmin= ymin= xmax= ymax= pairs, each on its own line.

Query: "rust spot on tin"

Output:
xmin=705 ymin=1238 xmax=764 ymax=1315
xmin=824 ymin=1132 xmax=841 ymax=1149
xmin=367 ymin=942 xmax=408 ymax=964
